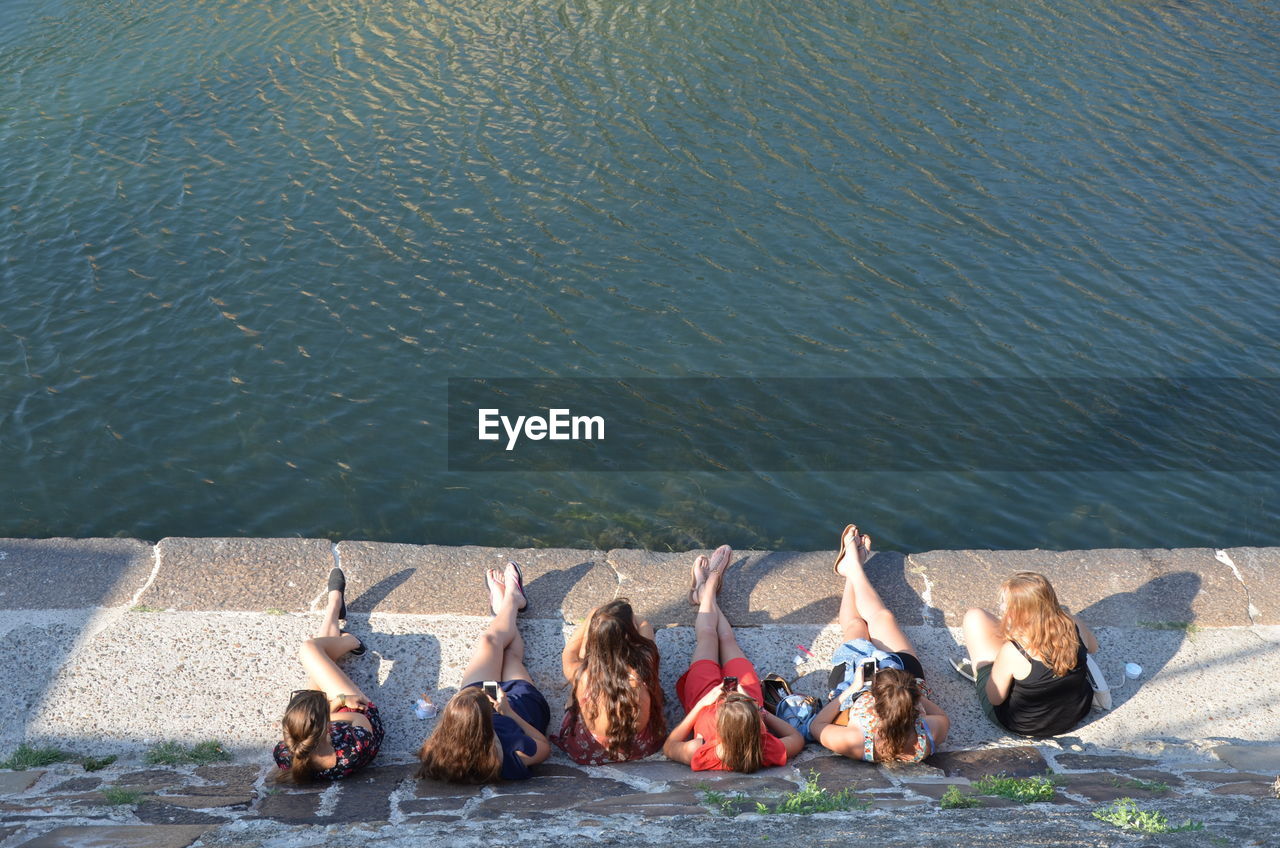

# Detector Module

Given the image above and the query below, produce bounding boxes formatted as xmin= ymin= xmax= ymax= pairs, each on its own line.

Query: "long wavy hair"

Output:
xmin=716 ymin=692 xmax=765 ymax=773
xmin=868 ymin=668 xmax=923 ymax=762
xmin=416 ymin=686 xmax=503 ymax=784
xmin=279 ymin=689 xmax=329 ymax=784
xmin=999 ymin=571 xmax=1080 ymax=676
xmin=576 ymin=599 xmax=666 ymax=757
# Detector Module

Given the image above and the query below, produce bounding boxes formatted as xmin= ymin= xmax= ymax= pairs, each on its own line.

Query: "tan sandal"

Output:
xmin=689 ymin=555 xmax=709 ymax=605
xmin=833 ymin=524 xmax=855 ymax=575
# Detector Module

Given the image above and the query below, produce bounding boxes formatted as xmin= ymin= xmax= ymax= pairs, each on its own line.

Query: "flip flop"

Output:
xmin=833 ymin=524 xmax=855 ymax=575
xmin=341 ymin=631 xmax=366 ymax=657
xmin=689 ymin=555 xmax=709 ymax=606
xmin=950 ymin=656 xmax=976 ymax=683
xmin=485 ymin=568 xmax=505 ymax=616
xmin=328 ymin=567 xmax=347 ymax=620
xmin=707 ymin=544 xmax=732 ymax=594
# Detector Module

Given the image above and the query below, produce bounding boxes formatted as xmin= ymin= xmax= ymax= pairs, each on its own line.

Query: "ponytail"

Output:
xmin=868 ymin=669 xmax=921 ymax=762
xmin=279 ymin=690 xmax=329 ymax=783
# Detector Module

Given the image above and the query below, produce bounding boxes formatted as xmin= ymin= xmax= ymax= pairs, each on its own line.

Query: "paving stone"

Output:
xmin=0 ymin=771 xmax=44 ymax=794
xmin=869 ymin=798 xmax=932 ymax=809
xmin=1209 ymin=780 xmax=1278 ymax=798
xmin=530 ymin=763 xmax=592 ymax=778
xmin=192 ymin=765 xmax=261 ymax=789
xmin=881 ymin=761 xmax=944 ymax=779
xmin=575 ymin=789 xmax=703 ymax=811
xmin=403 ymin=814 xmax=463 ymax=823
xmin=802 ymin=755 xmax=894 ymax=792
xmin=49 ymin=777 xmax=101 ymax=793
xmin=1054 ymin=773 xmax=1168 ymax=802
xmin=137 ymin=537 xmax=334 ymax=611
xmin=152 ymin=786 xmax=255 ymax=809
xmin=1053 ymin=753 xmax=1158 ymax=771
xmin=411 ymin=776 xmax=484 ymax=800
xmin=335 ymin=542 xmax=612 ymax=619
xmin=1123 ymin=769 xmax=1183 ymax=787
xmin=16 ymin=825 xmax=214 ymax=848
xmin=927 ymin=747 xmax=1048 ymax=779
xmin=488 ymin=775 xmax=634 ymax=804
xmin=670 ymin=776 xmax=798 ymax=796
xmin=473 ymin=793 xmax=577 ymax=815
xmin=0 ymin=826 xmax=19 ymax=843
xmin=567 ymin=802 xmax=705 ymax=817
xmin=609 ymin=759 xmax=795 ymax=786
xmin=909 ymin=547 xmax=1248 ymax=626
xmin=330 ymin=765 xmax=413 ymax=821
xmin=0 ymin=538 xmax=154 ymax=609
xmin=1220 ymin=547 xmax=1280 ymax=624
xmin=254 ymin=791 xmax=325 ymax=823
xmin=134 ymin=801 xmax=228 ymax=825
xmin=400 ymin=797 xmax=473 ymax=815
xmin=1211 ymin=743 xmax=1280 ymax=773
xmin=1186 ymin=771 xmax=1274 ymax=784
xmin=117 ymin=770 xmax=185 ymax=788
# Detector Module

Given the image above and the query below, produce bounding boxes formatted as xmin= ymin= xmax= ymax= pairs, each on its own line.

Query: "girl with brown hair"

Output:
xmin=273 ymin=568 xmax=382 ymax=782
xmin=553 ymin=598 xmax=666 ymax=765
xmin=663 ymin=546 xmax=806 ymax=772
xmin=810 ymin=525 xmax=949 ymax=763
xmin=960 ymin=571 xmax=1100 ymax=737
xmin=417 ymin=561 xmax=552 ymax=782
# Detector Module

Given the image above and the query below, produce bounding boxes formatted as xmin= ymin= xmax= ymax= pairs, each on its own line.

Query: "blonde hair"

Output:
xmin=716 ymin=692 xmax=765 ymax=773
xmin=999 ymin=572 xmax=1080 ymax=676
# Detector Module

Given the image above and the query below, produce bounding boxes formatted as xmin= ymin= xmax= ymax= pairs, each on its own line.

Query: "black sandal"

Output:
xmin=343 ymin=631 xmax=366 ymax=657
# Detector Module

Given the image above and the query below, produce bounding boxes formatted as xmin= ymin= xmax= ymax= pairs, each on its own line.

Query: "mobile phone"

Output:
xmin=721 ymin=676 xmax=738 ymax=691
xmin=482 ymin=681 xmax=500 ymax=700
xmin=860 ymin=659 xmax=877 ymax=681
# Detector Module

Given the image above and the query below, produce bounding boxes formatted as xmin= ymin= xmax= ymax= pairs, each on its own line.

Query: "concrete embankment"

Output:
xmin=1 ymin=538 xmax=1277 ymax=847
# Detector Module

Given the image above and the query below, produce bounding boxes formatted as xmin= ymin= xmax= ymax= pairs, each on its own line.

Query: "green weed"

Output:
xmin=971 ymin=773 xmax=1056 ymax=803
xmin=699 ymin=787 xmax=747 ymax=815
xmin=940 ymin=785 xmax=982 ymax=809
xmin=101 ymin=786 xmax=144 ymax=806
xmin=1093 ymin=798 xmax=1203 ymax=834
xmin=144 ymin=740 xmax=232 ymax=766
xmin=755 ymin=771 xmax=867 ymax=815
xmin=0 ymin=744 xmax=74 ymax=771
xmin=130 ymin=605 xmax=163 ymax=613
xmin=80 ymin=755 xmax=117 ymax=772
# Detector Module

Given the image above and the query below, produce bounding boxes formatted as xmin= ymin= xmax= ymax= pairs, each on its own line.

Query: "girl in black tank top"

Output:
xmin=993 ymin=630 xmax=1092 ymax=737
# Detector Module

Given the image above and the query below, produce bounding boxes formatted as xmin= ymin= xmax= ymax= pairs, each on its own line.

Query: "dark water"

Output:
xmin=2 ymin=0 xmax=1278 ymax=553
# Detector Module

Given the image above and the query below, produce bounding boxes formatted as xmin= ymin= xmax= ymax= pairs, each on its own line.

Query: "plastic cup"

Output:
xmin=1124 ymin=662 xmax=1142 ymax=680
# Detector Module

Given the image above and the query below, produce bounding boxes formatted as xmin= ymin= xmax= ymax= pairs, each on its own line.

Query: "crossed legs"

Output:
xmin=461 ymin=563 xmax=532 ymax=686
xmin=835 ymin=525 xmax=913 ymax=655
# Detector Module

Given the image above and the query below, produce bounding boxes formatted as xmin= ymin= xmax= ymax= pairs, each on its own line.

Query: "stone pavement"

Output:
xmin=0 ymin=538 xmax=1277 ymax=847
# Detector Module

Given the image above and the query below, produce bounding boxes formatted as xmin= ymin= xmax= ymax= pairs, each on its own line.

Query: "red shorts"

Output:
xmin=676 ymin=656 xmax=764 ymax=710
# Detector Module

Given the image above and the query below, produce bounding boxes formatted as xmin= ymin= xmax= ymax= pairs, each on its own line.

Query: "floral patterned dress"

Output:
xmin=273 ymin=702 xmax=384 ymax=779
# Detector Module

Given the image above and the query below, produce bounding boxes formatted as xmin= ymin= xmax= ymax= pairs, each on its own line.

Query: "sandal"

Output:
xmin=689 ymin=555 xmax=709 ymax=606
xmin=328 ymin=567 xmax=348 ymax=620
xmin=833 ymin=524 xmax=855 ymax=575
xmin=950 ymin=656 xmax=976 ymax=683
xmin=342 ymin=631 xmax=366 ymax=657
xmin=707 ymin=544 xmax=733 ymax=594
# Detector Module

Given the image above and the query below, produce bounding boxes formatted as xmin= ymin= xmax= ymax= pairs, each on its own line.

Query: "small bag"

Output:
xmin=1085 ymin=654 xmax=1112 ymax=711
xmin=775 ymin=693 xmax=822 ymax=741
xmin=761 ymin=673 xmax=793 ymax=714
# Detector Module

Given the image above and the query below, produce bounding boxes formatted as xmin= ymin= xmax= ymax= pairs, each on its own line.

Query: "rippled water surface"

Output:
xmin=2 ymin=0 xmax=1278 ymax=552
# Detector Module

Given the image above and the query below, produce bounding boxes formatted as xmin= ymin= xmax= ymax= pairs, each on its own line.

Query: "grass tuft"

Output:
xmin=1093 ymin=798 xmax=1203 ymax=834
xmin=0 ymin=744 xmax=75 ymax=771
xmin=144 ymin=740 xmax=232 ymax=766
xmin=1109 ymin=775 xmax=1169 ymax=793
xmin=130 ymin=605 xmax=163 ymax=613
xmin=971 ymin=773 xmax=1056 ymax=803
xmin=101 ymin=786 xmax=144 ymax=806
xmin=755 ymin=771 xmax=868 ymax=815
xmin=940 ymin=785 xmax=982 ymax=809
xmin=80 ymin=755 xmax=118 ymax=772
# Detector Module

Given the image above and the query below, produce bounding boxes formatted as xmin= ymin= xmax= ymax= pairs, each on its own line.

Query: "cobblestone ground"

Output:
xmin=3 ymin=744 xmax=1277 ymax=847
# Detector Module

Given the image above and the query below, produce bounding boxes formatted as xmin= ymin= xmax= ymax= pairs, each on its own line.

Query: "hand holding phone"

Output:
xmin=482 ymin=681 xmax=500 ymax=701
xmin=721 ymin=676 xmax=739 ymax=692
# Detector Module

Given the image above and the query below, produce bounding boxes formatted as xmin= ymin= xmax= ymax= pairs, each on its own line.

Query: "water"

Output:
xmin=1 ymin=0 xmax=1277 ymax=553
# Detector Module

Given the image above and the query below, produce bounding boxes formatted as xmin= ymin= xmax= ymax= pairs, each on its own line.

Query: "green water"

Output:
xmin=1 ymin=0 xmax=1277 ymax=551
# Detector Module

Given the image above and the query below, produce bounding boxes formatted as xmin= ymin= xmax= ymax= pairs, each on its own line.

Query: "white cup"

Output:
xmin=1124 ymin=662 xmax=1142 ymax=680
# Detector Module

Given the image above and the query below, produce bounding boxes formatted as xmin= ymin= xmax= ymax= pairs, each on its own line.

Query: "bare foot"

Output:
xmin=834 ymin=525 xmax=872 ymax=578
xmin=485 ymin=568 xmax=505 ymax=615
xmin=689 ymin=555 xmax=710 ymax=605
xmin=504 ymin=561 xmax=527 ymax=610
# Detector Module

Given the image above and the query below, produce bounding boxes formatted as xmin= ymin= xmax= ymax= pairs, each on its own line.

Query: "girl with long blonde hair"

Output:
xmin=960 ymin=571 xmax=1100 ymax=737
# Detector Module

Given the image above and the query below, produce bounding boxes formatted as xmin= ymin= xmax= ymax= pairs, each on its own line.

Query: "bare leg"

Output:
xmin=692 ymin=556 xmax=723 ymax=666
xmin=703 ymin=552 xmax=746 ymax=664
xmin=316 ymin=586 xmax=344 ymax=640
xmin=461 ymin=567 xmax=524 ymax=687
xmin=962 ymin=608 xmax=1004 ymax=667
xmin=835 ymin=526 xmax=913 ymax=654
xmin=300 ymin=637 xmax=365 ymax=699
